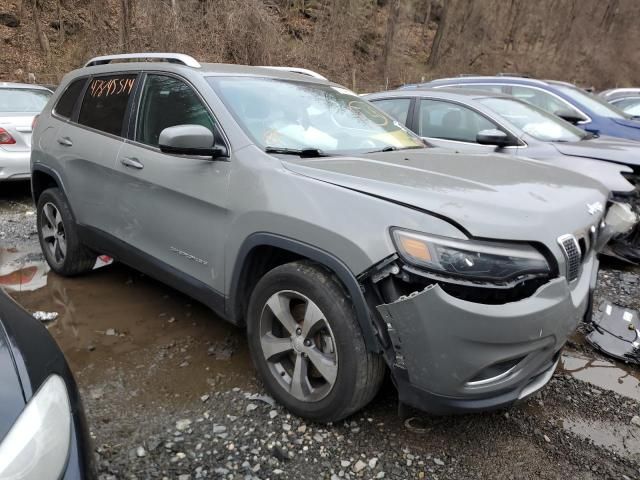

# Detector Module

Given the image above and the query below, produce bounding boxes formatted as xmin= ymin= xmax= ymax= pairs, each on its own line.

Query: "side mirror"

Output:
xmin=554 ymin=109 xmax=586 ymax=125
xmin=476 ymin=129 xmax=515 ymax=148
xmin=158 ymin=124 xmax=228 ymax=158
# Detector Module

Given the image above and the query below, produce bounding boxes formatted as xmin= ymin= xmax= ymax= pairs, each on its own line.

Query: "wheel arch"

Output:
xmin=227 ymin=233 xmax=381 ymax=351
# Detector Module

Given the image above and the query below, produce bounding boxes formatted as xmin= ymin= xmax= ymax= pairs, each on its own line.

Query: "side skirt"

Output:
xmin=77 ymin=225 xmax=228 ymax=322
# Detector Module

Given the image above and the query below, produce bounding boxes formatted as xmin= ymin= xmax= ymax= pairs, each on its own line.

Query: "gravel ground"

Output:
xmin=2 ymin=182 xmax=640 ymax=480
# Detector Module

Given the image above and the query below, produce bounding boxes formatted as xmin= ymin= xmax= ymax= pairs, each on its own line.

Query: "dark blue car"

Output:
xmin=402 ymin=76 xmax=640 ymax=142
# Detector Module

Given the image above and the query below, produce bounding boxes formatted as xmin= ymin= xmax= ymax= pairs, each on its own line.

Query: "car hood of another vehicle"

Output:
xmin=552 ymin=135 xmax=640 ymax=168
xmin=282 ymin=149 xmax=608 ymax=245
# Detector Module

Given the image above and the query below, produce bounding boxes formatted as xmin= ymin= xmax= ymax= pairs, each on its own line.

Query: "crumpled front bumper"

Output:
xmin=0 ymin=149 xmax=31 ymax=180
xmin=376 ymin=254 xmax=598 ymax=414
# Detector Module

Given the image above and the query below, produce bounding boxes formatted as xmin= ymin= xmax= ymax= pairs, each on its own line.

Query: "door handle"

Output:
xmin=120 ymin=157 xmax=144 ymax=170
xmin=57 ymin=137 xmax=73 ymax=147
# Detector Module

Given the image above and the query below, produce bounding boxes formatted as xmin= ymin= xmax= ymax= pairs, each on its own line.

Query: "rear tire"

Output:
xmin=36 ymin=188 xmax=96 ymax=276
xmin=246 ymin=261 xmax=385 ymax=422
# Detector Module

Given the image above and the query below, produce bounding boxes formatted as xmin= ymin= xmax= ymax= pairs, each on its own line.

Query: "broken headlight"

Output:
xmin=391 ymin=229 xmax=551 ymax=282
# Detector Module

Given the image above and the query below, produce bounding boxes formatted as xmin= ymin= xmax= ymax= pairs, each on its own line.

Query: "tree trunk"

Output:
xmin=421 ymin=0 xmax=432 ymax=37
xmin=119 ymin=0 xmax=131 ymax=50
xmin=31 ymin=0 xmax=51 ymax=58
xmin=57 ymin=0 xmax=65 ymax=43
xmin=428 ymin=0 xmax=450 ymax=67
xmin=382 ymin=0 xmax=401 ymax=82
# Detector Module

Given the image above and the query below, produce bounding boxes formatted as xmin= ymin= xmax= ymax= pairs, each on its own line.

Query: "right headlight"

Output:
xmin=391 ymin=228 xmax=551 ymax=283
xmin=0 ymin=375 xmax=72 ymax=480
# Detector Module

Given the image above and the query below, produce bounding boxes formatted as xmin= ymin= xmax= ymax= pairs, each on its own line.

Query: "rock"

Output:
xmin=178 ymin=475 xmax=190 ymax=480
xmin=105 ymin=328 xmax=117 ymax=336
xmin=313 ymin=433 xmax=323 ymax=442
xmin=0 ymin=13 xmax=19 ymax=28
xmin=33 ymin=311 xmax=59 ymax=322
xmin=369 ymin=458 xmax=378 ymax=468
xmin=631 ymin=415 xmax=640 ymax=427
xmin=282 ymin=423 xmax=292 ymax=432
xmin=175 ymin=419 xmax=192 ymax=431
xmin=136 ymin=446 xmax=146 ymax=457
xmin=341 ymin=460 xmax=351 ymax=468
xmin=433 ymin=458 xmax=445 ymax=466
xmin=246 ymin=403 xmax=258 ymax=412
xmin=200 ymin=394 xmax=209 ymax=402
xmin=269 ymin=410 xmax=278 ymax=419
xmin=247 ymin=393 xmax=275 ymax=406
xmin=543 ymin=434 xmax=551 ymax=443
xmin=376 ymin=473 xmax=386 ymax=479
xmin=353 ymin=460 xmax=367 ymax=473
xmin=212 ymin=424 xmax=227 ymax=434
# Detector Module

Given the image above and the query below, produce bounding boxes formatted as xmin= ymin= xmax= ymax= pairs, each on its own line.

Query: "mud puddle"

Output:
xmin=560 ymin=350 xmax=640 ymax=401
xmin=4 ymin=243 xmax=255 ymax=409
xmin=562 ymin=416 xmax=640 ymax=462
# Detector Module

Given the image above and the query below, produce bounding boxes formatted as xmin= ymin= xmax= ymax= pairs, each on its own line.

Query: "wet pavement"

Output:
xmin=3 ymin=182 xmax=640 ymax=479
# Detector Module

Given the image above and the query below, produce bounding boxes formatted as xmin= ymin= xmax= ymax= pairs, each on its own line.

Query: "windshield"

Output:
xmin=554 ymin=85 xmax=627 ymax=119
xmin=478 ymin=97 xmax=586 ymax=142
xmin=207 ymin=77 xmax=424 ymax=154
xmin=0 ymin=88 xmax=51 ymax=113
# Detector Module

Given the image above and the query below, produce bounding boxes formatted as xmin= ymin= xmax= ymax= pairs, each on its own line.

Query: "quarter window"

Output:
xmin=418 ymin=99 xmax=497 ymax=143
xmin=54 ymin=78 xmax=86 ymax=119
xmin=371 ymin=98 xmax=411 ymax=125
xmin=135 ymin=75 xmax=214 ymax=147
xmin=78 ymin=74 xmax=137 ymax=136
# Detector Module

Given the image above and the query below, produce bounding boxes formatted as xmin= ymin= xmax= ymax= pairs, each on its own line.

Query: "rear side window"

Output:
xmin=371 ymin=98 xmax=411 ymax=125
xmin=78 ymin=74 xmax=137 ymax=136
xmin=54 ymin=78 xmax=86 ymax=119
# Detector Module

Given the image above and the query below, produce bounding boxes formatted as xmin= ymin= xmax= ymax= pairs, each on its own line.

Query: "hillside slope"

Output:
xmin=1 ymin=0 xmax=638 ymax=91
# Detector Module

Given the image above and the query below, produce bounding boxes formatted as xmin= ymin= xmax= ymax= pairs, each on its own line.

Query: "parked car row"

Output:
xmin=2 ymin=57 xmax=640 ymax=475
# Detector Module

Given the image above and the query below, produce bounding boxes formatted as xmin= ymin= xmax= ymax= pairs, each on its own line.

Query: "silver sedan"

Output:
xmin=0 ymin=82 xmax=53 ymax=181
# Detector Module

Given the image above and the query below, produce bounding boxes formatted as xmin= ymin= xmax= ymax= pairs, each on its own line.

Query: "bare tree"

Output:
xmin=428 ymin=0 xmax=450 ymax=67
xmin=56 ymin=0 xmax=65 ymax=43
xmin=31 ymin=0 xmax=51 ymax=58
xmin=120 ymin=0 xmax=132 ymax=50
xmin=382 ymin=0 xmax=401 ymax=82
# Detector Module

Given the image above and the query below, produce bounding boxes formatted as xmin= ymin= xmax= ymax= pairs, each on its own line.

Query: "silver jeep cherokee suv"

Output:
xmin=32 ymin=53 xmax=610 ymax=422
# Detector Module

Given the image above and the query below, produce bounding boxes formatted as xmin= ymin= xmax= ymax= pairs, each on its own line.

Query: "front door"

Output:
xmin=113 ymin=73 xmax=231 ymax=295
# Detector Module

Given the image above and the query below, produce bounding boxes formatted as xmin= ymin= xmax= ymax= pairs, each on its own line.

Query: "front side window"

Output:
xmin=554 ymin=84 xmax=627 ymax=119
xmin=0 ymin=88 xmax=51 ymax=113
xmin=418 ymin=99 xmax=497 ymax=143
xmin=136 ymin=75 xmax=215 ymax=147
xmin=510 ymin=86 xmax=583 ymax=119
xmin=54 ymin=78 xmax=86 ymax=119
xmin=78 ymin=74 xmax=137 ymax=136
xmin=478 ymin=97 xmax=586 ymax=142
xmin=371 ymin=98 xmax=411 ymax=125
xmin=207 ymin=77 xmax=424 ymax=154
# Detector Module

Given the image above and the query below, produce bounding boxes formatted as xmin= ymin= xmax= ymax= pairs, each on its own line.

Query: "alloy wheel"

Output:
xmin=259 ymin=290 xmax=338 ymax=402
xmin=41 ymin=202 xmax=67 ymax=264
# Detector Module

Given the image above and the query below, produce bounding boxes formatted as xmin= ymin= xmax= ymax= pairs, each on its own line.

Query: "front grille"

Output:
xmin=558 ymin=234 xmax=581 ymax=281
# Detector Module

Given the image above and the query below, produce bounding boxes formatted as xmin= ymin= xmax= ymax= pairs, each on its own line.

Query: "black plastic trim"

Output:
xmin=76 ymin=225 xmax=226 ymax=319
xmin=229 ymin=233 xmax=381 ymax=351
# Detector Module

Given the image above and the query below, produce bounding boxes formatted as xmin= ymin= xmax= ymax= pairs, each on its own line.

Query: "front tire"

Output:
xmin=36 ymin=188 xmax=96 ymax=276
xmin=246 ymin=261 xmax=385 ymax=422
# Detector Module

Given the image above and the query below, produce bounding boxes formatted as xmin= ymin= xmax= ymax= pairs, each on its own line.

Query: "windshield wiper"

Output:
xmin=367 ymin=145 xmax=424 ymax=153
xmin=265 ymin=146 xmax=327 ymax=158
xmin=581 ymin=132 xmax=598 ymax=140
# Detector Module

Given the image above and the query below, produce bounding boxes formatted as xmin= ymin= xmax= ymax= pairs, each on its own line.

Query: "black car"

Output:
xmin=0 ymin=290 xmax=93 ymax=479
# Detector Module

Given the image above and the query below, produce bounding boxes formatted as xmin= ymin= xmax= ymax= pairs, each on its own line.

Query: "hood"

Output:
xmin=0 ymin=313 xmax=26 ymax=441
xmin=281 ymin=149 xmax=608 ymax=243
xmin=552 ymin=136 xmax=640 ymax=167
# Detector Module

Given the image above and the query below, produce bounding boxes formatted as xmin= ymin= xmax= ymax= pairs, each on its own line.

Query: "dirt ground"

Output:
xmin=2 ymin=181 xmax=640 ymax=480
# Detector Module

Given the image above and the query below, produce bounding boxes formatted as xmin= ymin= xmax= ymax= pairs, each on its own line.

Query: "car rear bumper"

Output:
xmin=376 ymin=254 xmax=598 ymax=414
xmin=0 ymin=150 xmax=31 ymax=180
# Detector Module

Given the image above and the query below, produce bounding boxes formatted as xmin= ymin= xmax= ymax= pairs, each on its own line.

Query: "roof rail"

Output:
xmin=496 ymin=72 xmax=531 ymax=78
xmin=84 ymin=53 xmax=201 ymax=68
xmin=260 ymin=66 xmax=327 ymax=80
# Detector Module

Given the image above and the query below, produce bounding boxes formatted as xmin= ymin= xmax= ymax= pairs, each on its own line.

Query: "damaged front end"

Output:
xmin=605 ymin=174 xmax=640 ymax=262
xmin=359 ymin=229 xmax=599 ymax=414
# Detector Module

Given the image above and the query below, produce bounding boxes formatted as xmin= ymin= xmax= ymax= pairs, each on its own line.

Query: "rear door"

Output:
xmin=52 ymin=73 xmax=139 ymax=233
xmin=113 ymin=73 xmax=231 ymax=293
